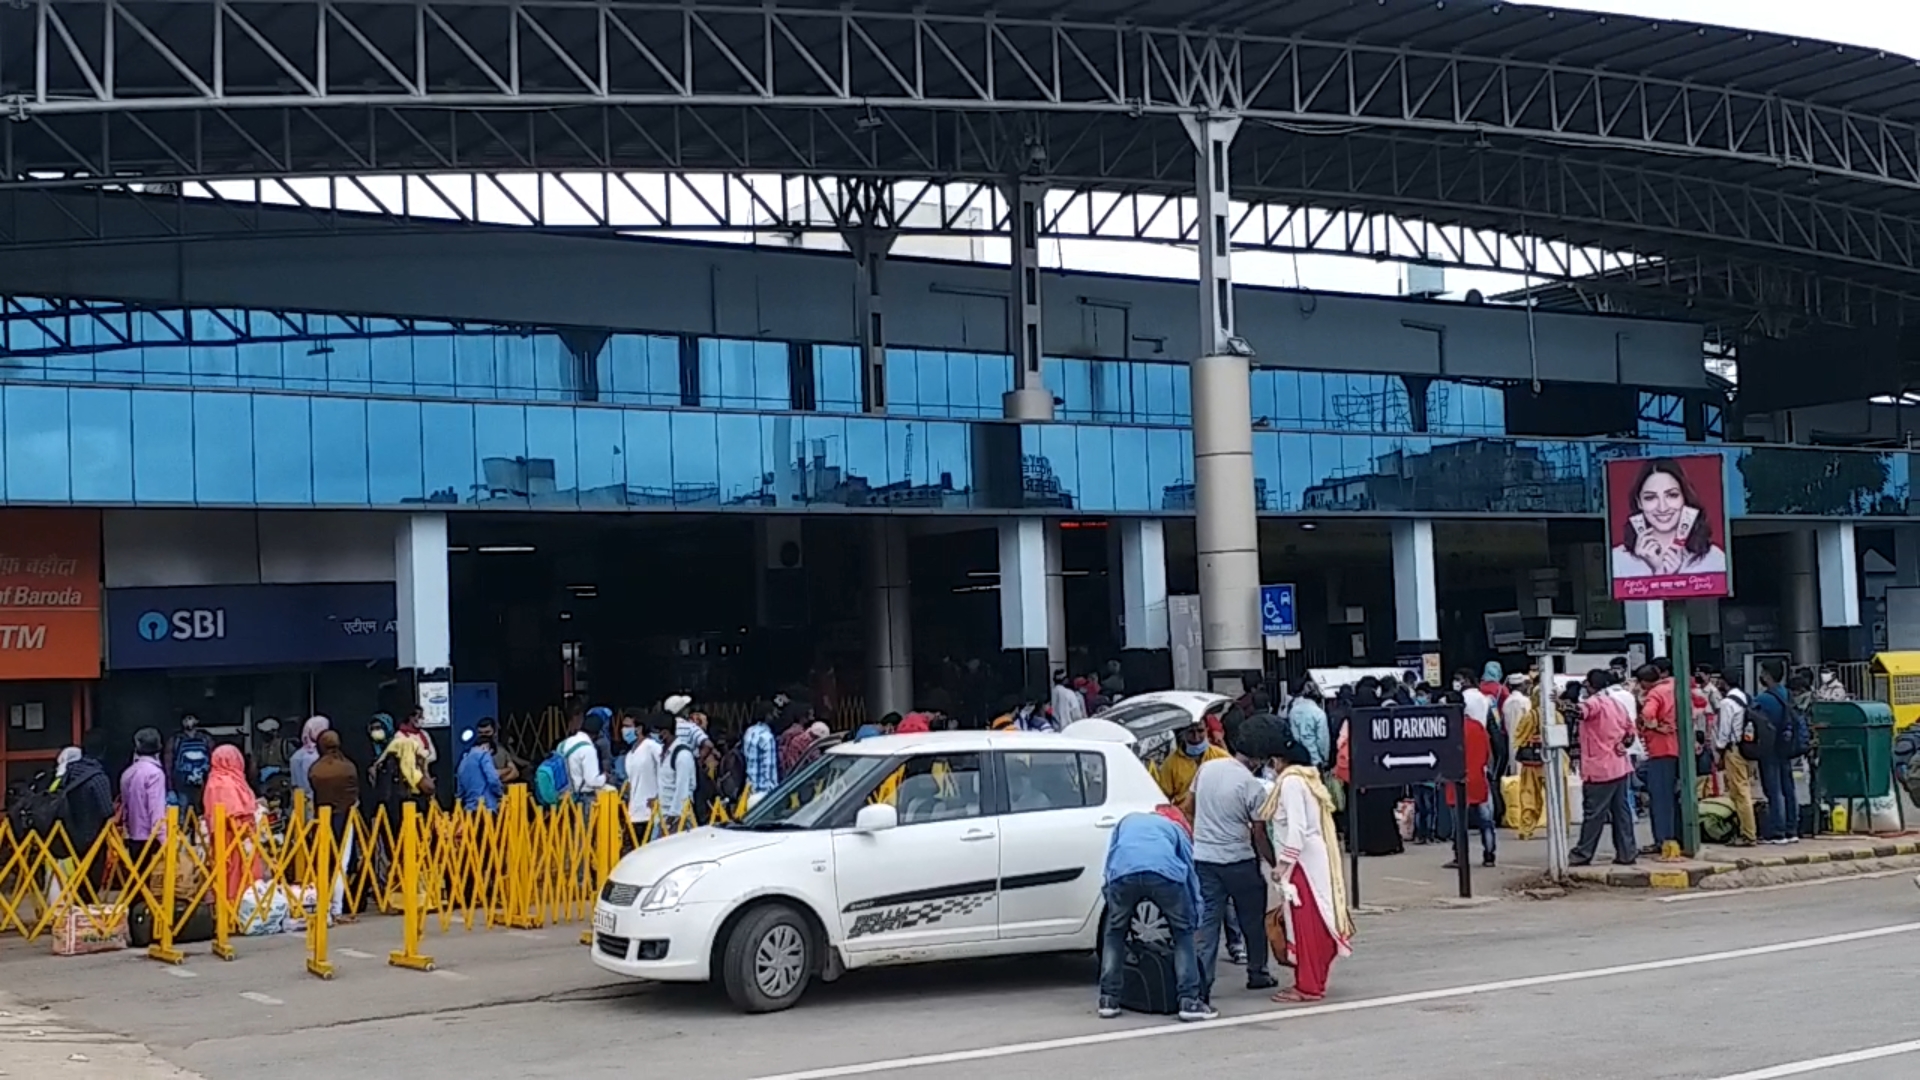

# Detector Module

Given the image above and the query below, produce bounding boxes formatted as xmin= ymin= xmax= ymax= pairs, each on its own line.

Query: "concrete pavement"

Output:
xmin=2 ymin=874 xmax=1918 ymax=1079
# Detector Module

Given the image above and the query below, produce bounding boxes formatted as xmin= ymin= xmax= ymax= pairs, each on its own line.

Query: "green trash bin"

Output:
xmin=1810 ymin=700 xmax=1895 ymax=800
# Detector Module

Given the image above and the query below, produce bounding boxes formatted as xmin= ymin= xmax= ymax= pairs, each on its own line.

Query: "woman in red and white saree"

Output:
xmin=1261 ymin=734 xmax=1355 ymax=1002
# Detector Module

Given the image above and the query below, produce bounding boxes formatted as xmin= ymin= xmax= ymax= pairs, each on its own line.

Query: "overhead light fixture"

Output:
xmin=1300 ymin=522 xmax=1318 ymax=531
xmin=447 ymin=545 xmax=471 ymax=553
xmin=477 ymin=544 xmax=536 ymax=553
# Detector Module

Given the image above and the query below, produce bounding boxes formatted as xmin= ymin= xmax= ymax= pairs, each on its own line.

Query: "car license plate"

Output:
xmin=593 ymin=908 xmax=617 ymax=936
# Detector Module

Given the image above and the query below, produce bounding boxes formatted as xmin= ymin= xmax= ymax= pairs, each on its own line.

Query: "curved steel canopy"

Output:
xmin=3 ymin=0 xmax=1920 ymax=334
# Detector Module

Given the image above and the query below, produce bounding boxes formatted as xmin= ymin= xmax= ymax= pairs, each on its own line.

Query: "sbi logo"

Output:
xmin=138 ymin=609 xmax=227 ymax=642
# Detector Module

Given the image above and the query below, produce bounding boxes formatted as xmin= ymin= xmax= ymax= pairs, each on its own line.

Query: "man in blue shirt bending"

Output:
xmin=1098 ymin=807 xmax=1213 ymax=1023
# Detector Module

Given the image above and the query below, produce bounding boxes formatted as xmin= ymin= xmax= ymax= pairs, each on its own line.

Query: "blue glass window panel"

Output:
xmin=4 ymin=385 xmax=70 ymax=501
xmin=753 ymin=341 xmax=789 ymax=410
xmin=189 ymin=344 xmax=238 ymax=387
xmin=1041 ymin=358 xmax=1069 ymax=418
xmin=309 ymin=396 xmax=369 ymax=505
xmin=281 ymin=339 xmax=327 ymax=391
xmin=495 ymin=335 xmax=534 ymax=398
xmin=574 ymin=408 xmax=626 ymax=507
xmin=532 ymin=335 xmax=573 ymax=401
xmin=143 ymin=346 xmax=191 ymax=385
xmin=235 ymin=342 xmax=285 ymax=388
xmin=924 ymin=422 xmax=971 ymax=504
xmin=67 ymin=388 xmax=132 ymax=502
xmin=1141 ymin=364 xmax=1176 ymax=424
xmin=604 ymin=335 xmax=680 ymax=406
xmin=455 ymin=335 xmax=499 ymax=396
xmin=716 ymin=413 xmax=769 ymax=506
xmin=845 ymin=417 xmax=890 ymax=495
xmin=1076 ymin=425 xmax=1115 ymax=512
xmin=370 ymin=337 xmax=415 ymax=394
xmin=413 ymin=336 xmax=456 ymax=395
xmin=524 ymin=406 xmax=577 ymax=507
xmin=1028 ymin=425 xmax=1080 ymax=509
xmin=1274 ymin=433 xmax=1310 ymax=513
xmin=190 ymin=392 xmax=255 ymax=504
xmin=945 ymin=352 xmax=978 ymax=417
xmin=1143 ymin=429 xmax=1183 ymax=510
xmin=251 ymin=394 xmax=313 ymax=504
xmin=421 ymin=402 xmax=476 ymax=506
xmin=622 ymin=410 xmax=672 ymax=504
xmin=1111 ymin=427 xmax=1150 ymax=511
xmin=130 ymin=390 xmax=195 ymax=503
xmin=814 ymin=345 xmax=861 ymax=414
xmin=671 ymin=411 xmax=720 ymax=506
xmin=324 ymin=337 xmax=372 ymax=394
xmin=977 ymin=355 xmax=1013 ymax=419
xmin=473 ymin=403 xmax=528 ymax=507
xmin=915 ymin=352 xmax=949 ymax=415
xmin=367 ymin=399 xmax=426 ymax=506
xmin=1250 ymin=430 xmax=1281 ymax=513
xmin=884 ymin=349 xmax=918 ymax=414
xmin=785 ymin=415 xmax=844 ymax=506
xmin=1169 ymin=366 xmax=1192 ymax=425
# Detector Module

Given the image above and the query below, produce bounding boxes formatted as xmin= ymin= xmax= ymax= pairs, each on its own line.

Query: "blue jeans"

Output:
xmin=1098 ymin=872 xmax=1202 ymax=1011
xmin=1760 ymin=756 xmax=1799 ymax=840
xmin=1473 ymin=801 xmax=1497 ymax=859
xmin=1196 ymin=858 xmax=1270 ymax=999
xmin=1645 ymin=757 xmax=1680 ymax=846
xmin=1413 ymin=785 xmax=1439 ymax=842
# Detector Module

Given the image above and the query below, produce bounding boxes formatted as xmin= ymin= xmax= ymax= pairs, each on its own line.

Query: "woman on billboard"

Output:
xmin=1610 ymin=458 xmax=1727 ymax=579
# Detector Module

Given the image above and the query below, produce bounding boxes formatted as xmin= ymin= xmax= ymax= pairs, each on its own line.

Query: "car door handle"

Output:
xmin=1095 ymin=816 xmax=1119 ymax=829
xmin=961 ymin=830 xmax=996 ymax=842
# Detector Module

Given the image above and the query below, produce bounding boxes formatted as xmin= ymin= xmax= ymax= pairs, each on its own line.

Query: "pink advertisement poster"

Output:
xmin=1606 ymin=455 xmax=1731 ymax=602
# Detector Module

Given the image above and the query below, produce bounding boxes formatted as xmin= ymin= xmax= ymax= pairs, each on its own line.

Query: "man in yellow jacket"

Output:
xmin=1156 ymin=721 xmax=1228 ymax=820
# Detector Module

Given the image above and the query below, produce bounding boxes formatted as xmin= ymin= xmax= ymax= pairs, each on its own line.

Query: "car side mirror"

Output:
xmin=853 ymin=803 xmax=898 ymax=832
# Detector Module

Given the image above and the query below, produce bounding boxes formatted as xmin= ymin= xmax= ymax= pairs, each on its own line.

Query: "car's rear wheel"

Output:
xmin=721 ymin=903 xmax=813 ymax=1013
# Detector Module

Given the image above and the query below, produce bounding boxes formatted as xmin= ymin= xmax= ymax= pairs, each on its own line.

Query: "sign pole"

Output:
xmin=1346 ymin=781 xmax=1362 ymax=909
xmin=1453 ymin=781 xmax=1472 ymax=898
xmin=1536 ymin=652 xmax=1571 ymax=882
xmin=1669 ymin=603 xmax=1700 ymax=857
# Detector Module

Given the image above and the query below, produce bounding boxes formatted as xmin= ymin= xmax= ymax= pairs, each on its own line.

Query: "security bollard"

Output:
xmin=387 ymin=802 xmax=434 ymax=972
xmin=147 ymin=807 xmax=185 ymax=965
xmin=307 ymin=807 xmax=335 ymax=980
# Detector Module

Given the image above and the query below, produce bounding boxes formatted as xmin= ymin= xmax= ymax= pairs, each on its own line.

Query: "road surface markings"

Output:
xmin=1708 ymin=1039 xmax=1920 ymax=1079
xmin=743 ymin=920 xmax=1920 ymax=1080
xmin=1656 ymin=869 xmax=1909 ymax=903
xmin=163 ymin=968 xmax=196 ymax=979
xmin=339 ymin=948 xmax=377 ymax=959
xmin=507 ymin=930 xmax=548 ymax=941
xmin=237 ymin=992 xmax=283 ymax=1007
xmin=431 ymin=969 xmax=471 ymax=982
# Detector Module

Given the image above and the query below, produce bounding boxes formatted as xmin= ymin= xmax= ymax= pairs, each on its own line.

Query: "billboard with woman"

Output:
xmin=1606 ymin=455 xmax=1731 ymax=601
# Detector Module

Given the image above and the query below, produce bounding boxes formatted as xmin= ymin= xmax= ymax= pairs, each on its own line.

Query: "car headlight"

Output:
xmin=641 ymin=862 xmax=719 ymax=910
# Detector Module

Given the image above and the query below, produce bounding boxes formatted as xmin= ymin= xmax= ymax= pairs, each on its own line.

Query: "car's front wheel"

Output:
xmin=721 ymin=903 xmax=813 ymax=1013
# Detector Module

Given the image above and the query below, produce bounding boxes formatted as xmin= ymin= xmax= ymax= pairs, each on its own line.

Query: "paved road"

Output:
xmin=4 ymin=873 xmax=1918 ymax=1080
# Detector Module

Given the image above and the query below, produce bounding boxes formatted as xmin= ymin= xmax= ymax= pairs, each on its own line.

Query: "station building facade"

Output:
xmin=0 ymin=215 xmax=1899 ymax=776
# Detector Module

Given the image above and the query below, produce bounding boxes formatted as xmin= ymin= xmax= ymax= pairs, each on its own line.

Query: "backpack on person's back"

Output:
xmin=172 ymin=731 xmax=212 ymax=792
xmin=532 ymin=738 xmax=592 ymax=807
xmin=1769 ymin=686 xmax=1814 ymax=759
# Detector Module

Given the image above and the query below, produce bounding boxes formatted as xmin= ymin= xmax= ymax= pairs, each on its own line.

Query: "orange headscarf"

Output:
xmin=203 ymin=744 xmax=258 ymax=823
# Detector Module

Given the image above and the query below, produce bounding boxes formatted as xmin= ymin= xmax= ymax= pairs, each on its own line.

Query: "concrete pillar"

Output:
xmin=1817 ymin=522 xmax=1860 ymax=629
xmin=999 ymin=518 xmax=1052 ymax=700
xmin=1784 ymin=527 xmax=1820 ymax=665
xmin=841 ymin=181 xmax=897 ymax=415
xmin=865 ymin=518 xmax=914 ymax=719
xmin=1118 ymin=519 xmax=1173 ymax=692
xmin=1626 ymin=601 xmax=1667 ymax=663
xmin=395 ymin=512 xmax=451 ymax=675
xmin=1182 ymin=113 xmax=1261 ymax=687
xmin=1895 ymin=525 xmax=1920 ymax=588
xmin=1002 ymin=178 xmax=1055 ymax=421
xmin=1392 ymin=519 xmax=1439 ymax=658
xmin=1045 ymin=521 xmax=1067 ymax=675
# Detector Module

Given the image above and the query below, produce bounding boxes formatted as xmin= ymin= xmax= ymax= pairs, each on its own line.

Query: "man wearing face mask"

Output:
xmin=1158 ymin=719 xmax=1228 ymax=821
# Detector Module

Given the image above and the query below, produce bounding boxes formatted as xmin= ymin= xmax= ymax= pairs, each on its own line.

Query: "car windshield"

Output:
xmin=728 ymin=752 xmax=894 ymax=830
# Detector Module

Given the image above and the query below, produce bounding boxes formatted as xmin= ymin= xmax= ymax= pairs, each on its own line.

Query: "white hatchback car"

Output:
xmin=590 ymin=730 xmax=1167 ymax=1012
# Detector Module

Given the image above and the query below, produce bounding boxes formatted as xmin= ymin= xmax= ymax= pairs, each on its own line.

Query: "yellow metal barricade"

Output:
xmin=387 ymin=802 xmax=434 ymax=971
xmin=306 ymin=807 xmax=335 ymax=979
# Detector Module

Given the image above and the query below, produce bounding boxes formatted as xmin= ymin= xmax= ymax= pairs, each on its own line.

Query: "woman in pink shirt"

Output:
xmin=1570 ymin=671 xmax=1639 ymax=867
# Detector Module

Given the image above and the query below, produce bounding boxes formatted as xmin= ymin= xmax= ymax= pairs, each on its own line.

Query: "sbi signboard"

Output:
xmin=107 ymin=583 xmax=397 ymax=671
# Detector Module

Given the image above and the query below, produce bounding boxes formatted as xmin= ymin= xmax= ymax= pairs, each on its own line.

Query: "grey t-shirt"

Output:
xmin=1189 ymin=757 xmax=1265 ymax=865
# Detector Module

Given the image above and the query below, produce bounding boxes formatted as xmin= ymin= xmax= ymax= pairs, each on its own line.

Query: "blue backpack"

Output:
xmin=1770 ymin=687 xmax=1814 ymax=759
xmin=172 ymin=733 xmax=212 ymax=790
xmin=533 ymin=741 xmax=589 ymax=807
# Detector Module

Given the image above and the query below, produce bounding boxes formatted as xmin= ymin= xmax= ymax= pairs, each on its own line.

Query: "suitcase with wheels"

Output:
xmin=1115 ymin=898 xmax=1179 ymax=1015
xmin=127 ymin=900 xmax=216 ymax=949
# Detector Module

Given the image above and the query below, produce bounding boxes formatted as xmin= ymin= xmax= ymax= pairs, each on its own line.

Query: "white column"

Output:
xmin=395 ymin=512 xmax=450 ymax=673
xmin=1183 ymin=112 xmax=1262 ymax=683
xmin=1391 ymin=519 xmax=1439 ymax=645
xmin=1119 ymin=519 xmax=1170 ymax=650
xmin=866 ymin=518 xmax=914 ymax=718
xmin=999 ymin=518 xmax=1049 ymax=652
xmin=1818 ymin=522 xmax=1860 ymax=628
xmin=1626 ymin=601 xmax=1667 ymax=661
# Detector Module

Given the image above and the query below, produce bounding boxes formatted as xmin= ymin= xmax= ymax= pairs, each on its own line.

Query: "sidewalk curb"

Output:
xmin=1572 ymin=839 xmax=1920 ymax=890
